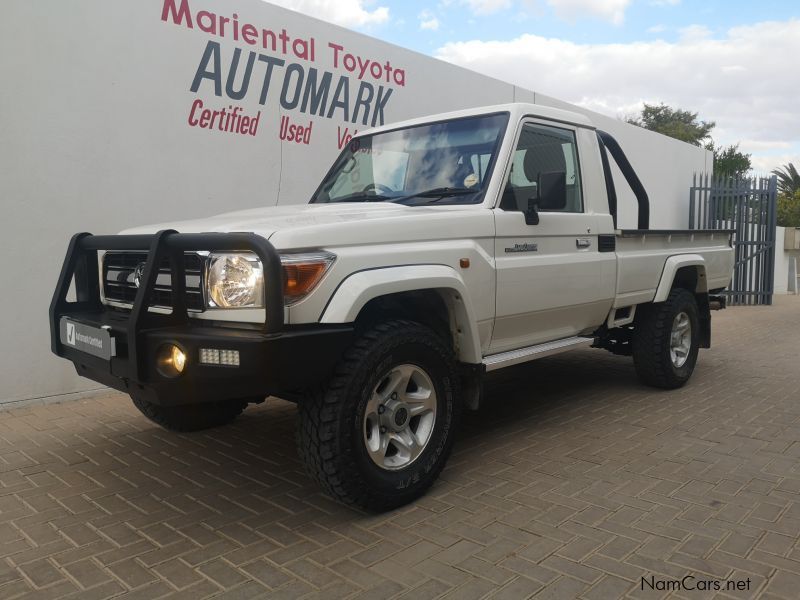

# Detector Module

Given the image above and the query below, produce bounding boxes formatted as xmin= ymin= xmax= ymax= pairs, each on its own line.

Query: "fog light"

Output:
xmin=200 ymin=348 xmax=239 ymax=367
xmin=200 ymin=348 xmax=220 ymax=364
xmin=156 ymin=344 xmax=186 ymax=378
xmin=220 ymin=350 xmax=240 ymax=366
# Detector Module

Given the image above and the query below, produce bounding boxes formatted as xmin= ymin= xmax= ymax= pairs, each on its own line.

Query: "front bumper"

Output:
xmin=50 ymin=231 xmax=352 ymax=406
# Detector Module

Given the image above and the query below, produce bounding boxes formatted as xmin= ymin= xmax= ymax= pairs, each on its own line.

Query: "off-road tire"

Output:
xmin=632 ymin=288 xmax=700 ymax=389
xmin=131 ymin=396 xmax=248 ymax=432
xmin=297 ymin=320 xmax=460 ymax=512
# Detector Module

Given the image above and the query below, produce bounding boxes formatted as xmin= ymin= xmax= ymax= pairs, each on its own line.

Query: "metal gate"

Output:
xmin=689 ymin=174 xmax=778 ymax=305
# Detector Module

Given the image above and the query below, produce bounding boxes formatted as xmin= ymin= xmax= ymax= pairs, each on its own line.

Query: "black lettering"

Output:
xmin=280 ymin=63 xmax=305 ymax=110
xmin=326 ymin=76 xmax=350 ymax=121
xmin=352 ymin=82 xmax=374 ymax=126
xmin=301 ymin=68 xmax=332 ymax=116
xmin=371 ymin=85 xmax=393 ymax=127
xmin=226 ymin=48 xmax=256 ymax=100
xmin=191 ymin=41 xmax=222 ymax=96
xmin=257 ymin=54 xmax=286 ymax=105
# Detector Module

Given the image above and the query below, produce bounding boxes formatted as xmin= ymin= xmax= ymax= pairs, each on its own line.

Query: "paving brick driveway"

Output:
xmin=2 ymin=297 xmax=800 ymax=599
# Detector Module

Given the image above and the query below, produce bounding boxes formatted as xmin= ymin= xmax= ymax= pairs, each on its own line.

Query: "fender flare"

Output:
xmin=319 ymin=265 xmax=483 ymax=364
xmin=653 ymin=254 xmax=707 ymax=302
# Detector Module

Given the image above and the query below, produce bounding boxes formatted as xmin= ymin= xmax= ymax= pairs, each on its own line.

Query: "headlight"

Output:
xmin=207 ymin=254 xmax=264 ymax=308
xmin=205 ymin=251 xmax=335 ymax=310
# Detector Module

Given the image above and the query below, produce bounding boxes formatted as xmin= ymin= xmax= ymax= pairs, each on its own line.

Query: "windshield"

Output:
xmin=311 ymin=112 xmax=509 ymax=205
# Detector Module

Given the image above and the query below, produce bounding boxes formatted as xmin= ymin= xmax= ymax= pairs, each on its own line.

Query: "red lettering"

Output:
xmin=209 ymin=110 xmax=220 ymax=129
xmin=329 ymin=42 xmax=343 ymax=67
xmin=293 ymin=38 xmax=310 ymax=60
xmin=356 ymin=56 xmax=370 ymax=79
xmin=199 ymin=109 xmax=211 ymax=128
xmin=196 ymin=10 xmax=217 ymax=34
xmin=161 ymin=0 xmax=193 ymax=27
xmin=337 ymin=126 xmax=357 ymax=150
xmin=279 ymin=29 xmax=290 ymax=54
xmin=188 ymin=99 xmax=203 ymax=126
xmin=241 ymin=23 xmax=257 ymax=44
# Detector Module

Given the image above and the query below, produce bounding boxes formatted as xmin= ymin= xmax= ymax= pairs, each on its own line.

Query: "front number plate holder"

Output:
xmin=59 ymin=317 xmax=116 ymax=361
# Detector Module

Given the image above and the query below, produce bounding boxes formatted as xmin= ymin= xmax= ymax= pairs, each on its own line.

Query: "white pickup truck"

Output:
xmin=50 ymin=103 xmax=734 ymax=511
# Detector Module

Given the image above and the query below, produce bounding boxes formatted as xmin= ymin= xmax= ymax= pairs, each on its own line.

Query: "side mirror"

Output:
xmin=538 ymin=171 xmax=567 ymax=210
xmin=524 ymin=171 xmax=567 ymax=225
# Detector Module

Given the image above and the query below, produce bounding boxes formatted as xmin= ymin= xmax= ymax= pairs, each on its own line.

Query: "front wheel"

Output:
xmin=632 ymin=288 xmax=700 ymax=389
xmin=297 ymin=320 xmax=460 ymax=512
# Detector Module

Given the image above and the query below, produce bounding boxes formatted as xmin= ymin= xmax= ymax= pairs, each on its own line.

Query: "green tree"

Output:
xmin=777 ymin=189 xmax=800 ymax=228
xmin=772 ymin=163 xmax=800 ymax=197
xmin=705 ymin=142 xmax=752 ymax=177
xmin=627 ymin=103 xmax=715 ymax=146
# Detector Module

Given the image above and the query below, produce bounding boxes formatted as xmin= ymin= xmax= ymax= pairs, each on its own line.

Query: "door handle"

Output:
xmin=576 ymin=238 xmax=592 ymax=248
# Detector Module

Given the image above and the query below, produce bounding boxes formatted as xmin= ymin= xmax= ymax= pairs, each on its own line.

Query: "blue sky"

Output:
xmin=273 ymin=0 xmax=800 ymax=173
xmin=378 ymin=0 xmax=797 ymax=48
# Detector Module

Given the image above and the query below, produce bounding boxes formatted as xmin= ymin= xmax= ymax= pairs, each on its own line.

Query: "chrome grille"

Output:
xmin=102 ymin=252 xmax=205 ymax=311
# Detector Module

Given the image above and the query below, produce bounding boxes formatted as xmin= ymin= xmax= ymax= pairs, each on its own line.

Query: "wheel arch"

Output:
xmin=653 ymin=255 xmax=708 ymax=302
xmin=319 ymin=265 xmax=483 ymax=364
xmin=653 ymin=255 xmax=711 ymax=348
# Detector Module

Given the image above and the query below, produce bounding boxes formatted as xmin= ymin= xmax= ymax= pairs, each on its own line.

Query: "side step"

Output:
xmin=483 ymin=336 xmax=594 ymax=372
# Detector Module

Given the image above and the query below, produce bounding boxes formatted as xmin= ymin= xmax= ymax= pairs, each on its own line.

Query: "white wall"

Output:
xmin=774 ymin=227 xmax=800 ymax=294
xmin=0 ymin=0 xmax=710 ymax=404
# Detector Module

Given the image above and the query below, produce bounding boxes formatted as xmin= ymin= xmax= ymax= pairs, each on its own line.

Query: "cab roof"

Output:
xmin=361 ymin=103 xmax=596 ymax=137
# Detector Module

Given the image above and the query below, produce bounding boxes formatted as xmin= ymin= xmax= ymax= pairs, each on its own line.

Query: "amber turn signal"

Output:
xmin=281 ymin=252 xmax=336 ymax=304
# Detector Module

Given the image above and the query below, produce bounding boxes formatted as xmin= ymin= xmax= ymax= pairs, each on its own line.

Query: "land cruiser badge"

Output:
xmin=505 ymin=243 xmax=538 ymax=253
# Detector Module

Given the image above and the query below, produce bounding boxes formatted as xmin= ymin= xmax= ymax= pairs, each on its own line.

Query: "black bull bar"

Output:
xmin=47 ymin=230 xmax=353 ymax=404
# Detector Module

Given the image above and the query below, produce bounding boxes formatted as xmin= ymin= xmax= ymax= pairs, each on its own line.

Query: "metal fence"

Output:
xmin=689 ymin=174 xmax=778 ymax=305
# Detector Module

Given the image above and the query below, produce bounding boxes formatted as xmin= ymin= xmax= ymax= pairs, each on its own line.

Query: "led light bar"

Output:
xmin=199 ymin=348 xmax=240 ymax=367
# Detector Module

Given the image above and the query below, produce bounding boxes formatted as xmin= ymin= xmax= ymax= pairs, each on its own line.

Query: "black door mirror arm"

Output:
xmin=525 ymin=198 xmax=540 ymax=225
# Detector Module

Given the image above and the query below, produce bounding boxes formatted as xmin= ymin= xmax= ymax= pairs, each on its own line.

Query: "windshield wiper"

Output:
xmin=390 ymin=187 xmax=478 ymax=205
xmin=326 ymin=187 xmax=478 ymax=205
xmin=328 ymin=193 xmax=394 ymax=203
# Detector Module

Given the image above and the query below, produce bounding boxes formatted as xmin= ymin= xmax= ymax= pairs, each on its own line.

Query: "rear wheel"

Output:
xmin=632 ymin=288 xmax=700 ymax=389
xmin=130 ymin=396 xmax=250 ymax=432
xmin=297 ymin=320 xmax=460 ymax=512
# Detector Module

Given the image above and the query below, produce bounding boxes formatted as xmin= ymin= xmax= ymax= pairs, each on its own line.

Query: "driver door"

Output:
xmin=490 ymin=120 xmax=615 ymax=353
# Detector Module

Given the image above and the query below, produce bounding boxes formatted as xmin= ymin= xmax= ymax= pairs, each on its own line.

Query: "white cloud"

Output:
xmin=647 ymin=24 xmax=667 ymax=33
xmin=266 ymin=0 xmax=389 ymax=28
xmin=444 ymin=0 xmax=632 ymax=23
xmin=678 ymin=24 xmax=712 ymax=41
xmin=463 ymin=0 xmax=514 ymax=15
xmin=436 ymin=19 xmax=800 ymax=171
xmin=419 ymin=9 xmax=440 ymax=30
xmin=546 ymin=0 xmax=632 ymax=25
xmin=751 ymin=152 xmax=799 ymax=175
